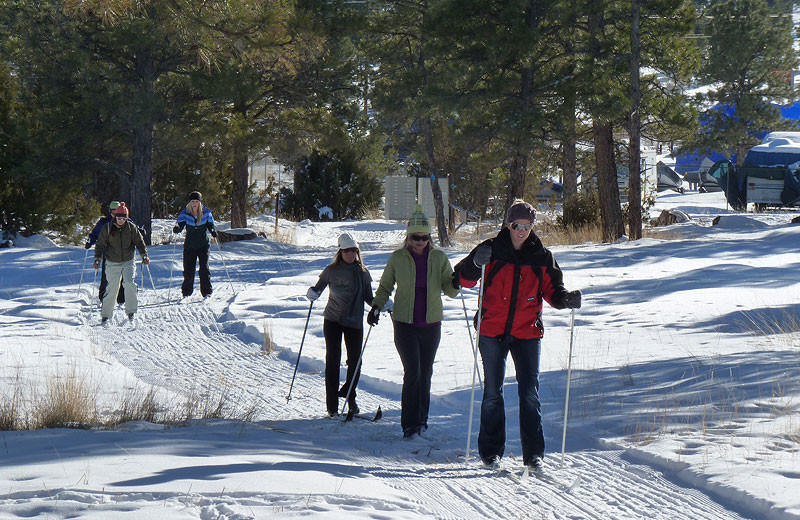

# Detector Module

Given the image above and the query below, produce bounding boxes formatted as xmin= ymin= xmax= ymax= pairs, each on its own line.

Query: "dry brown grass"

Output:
xmin=0 ymin=382 xmax=22 ymax=431
xmin=535 ymin=222 xmax=605 ymax=246
xmin=263 ymin=318 xmax=276 ymax=354
xmin=110 ymin=387 xmax=161 ymax=425
xmin=0 ymin=371 xmax=255 ymax=432
xmin=31 ymin=372 xmax=98 ymax=429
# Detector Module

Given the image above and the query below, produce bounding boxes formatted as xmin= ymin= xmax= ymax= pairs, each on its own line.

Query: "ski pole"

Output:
xmin=212 ymin=236 xmax=236 ymax=295
xmin=560 ymin=308 xmax=576 ymax=468
xmin=340 ymin=323 xmax=373 ymax=418
xmin=77 ymin=247 xmax=89 ymax=300
xmin=168 ymin=240 xmax=177 ymax=303
xmin=92 ymin=261 xmax=100 ymax=312
xmin=286 ymin=301 xmax=314 ymax=403
xmin=459 ymin=287 xmax=483 ymax=389
xmin=145 ymin=263 xmax=158 ymax=293
xmin=144 ymin=262 xmax=164 ymax=318
xmin=465 ymin=263 xmax=486 ymax=463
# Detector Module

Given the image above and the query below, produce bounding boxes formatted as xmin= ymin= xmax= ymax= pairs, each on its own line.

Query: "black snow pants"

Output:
xmin=182 ymin=246 xmax=212 ymax=297
xmin=323 ymin=319 xmax=363 ymax=415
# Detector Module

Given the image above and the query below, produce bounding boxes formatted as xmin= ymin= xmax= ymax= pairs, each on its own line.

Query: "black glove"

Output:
xmin=473 ymin=244 xmax=492 ymax=266
xmin=173 ymin=225 xmax=180 ymax=234
xmin=564 ymin=290 xmax=582 ymax=309
xmin=451 ymin=272 xmax=461 ymax=290
xmin=211 ymin=230 xmax=218 ymax=238
xmin=367 ymin=307 xmax=380 ymax=326
xmin=84 ymin=241 xmax=92 ymax=249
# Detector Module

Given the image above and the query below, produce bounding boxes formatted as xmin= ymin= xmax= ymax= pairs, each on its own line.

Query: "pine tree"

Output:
xmin=365 ymin=0 xmax=458 ymax=246
xmin=691 ymin=0 xmax=798 ymax=164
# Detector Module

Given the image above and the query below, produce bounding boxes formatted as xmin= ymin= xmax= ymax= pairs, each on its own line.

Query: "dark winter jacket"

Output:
xmin=88 ymin=215 xmax=142 ymax=247
xmin=176 ymin=206 xmax=215 ymax=251
xmin=311 ymin=261 xmax=374 ymax=329
xmin=455 ymin=227 xmax=569 ymax=339
xmin=94 ymin=221 xmax=148 ymax=264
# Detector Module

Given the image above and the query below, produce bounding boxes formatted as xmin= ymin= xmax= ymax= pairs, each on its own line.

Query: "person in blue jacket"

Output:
xmin=86 ymin=201 xmax=142 ymax=304
xmin=173 ymin=191 xmax=217 ymax=298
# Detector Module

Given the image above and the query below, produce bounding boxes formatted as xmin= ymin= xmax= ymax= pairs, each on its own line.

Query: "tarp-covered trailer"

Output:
xmin=656 ymin=161 xmax=685 ymax=193
xmin=708 ymin=132 xmax=800 ymax=210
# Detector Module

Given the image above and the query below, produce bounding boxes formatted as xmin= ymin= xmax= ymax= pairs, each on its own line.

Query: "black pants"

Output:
xmin=323 ymin=319 xmax=363 ymax=415
xmin=99 ymin=256 xmax=125 ymax=304
xmin=182 ymin=246 xmax=212 ymax=297
xmin=393 ymin=321 xmax=441 ymax=434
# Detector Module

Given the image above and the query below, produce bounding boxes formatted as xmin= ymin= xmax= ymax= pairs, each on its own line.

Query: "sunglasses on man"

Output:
xmin=510 ymin=222 xmax=532 ymax=231
xmin=411 ymin=234 xmax=430 ymax=242
xmin=115 ymin=216 xmax=128 ymax=221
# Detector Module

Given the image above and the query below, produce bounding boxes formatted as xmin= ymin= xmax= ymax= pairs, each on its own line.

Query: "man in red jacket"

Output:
xmin=455 ymin=199 xmax=581 ymax=472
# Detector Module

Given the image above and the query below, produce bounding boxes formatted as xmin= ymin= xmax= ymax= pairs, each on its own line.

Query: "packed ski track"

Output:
xmin=56 ymin=232 xmax=755 ymax=520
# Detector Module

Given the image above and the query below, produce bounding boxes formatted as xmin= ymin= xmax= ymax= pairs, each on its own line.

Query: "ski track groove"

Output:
xmin=82 ymin=289 xmax=383 ymax=422
xmin=78 ymin=285 xmax=750 ymax=520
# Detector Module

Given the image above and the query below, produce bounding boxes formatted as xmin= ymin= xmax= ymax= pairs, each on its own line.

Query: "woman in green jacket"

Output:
xmin=369 ymin=205 xmax=459 ymax=438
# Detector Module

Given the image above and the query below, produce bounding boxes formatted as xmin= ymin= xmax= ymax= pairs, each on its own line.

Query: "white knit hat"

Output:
xmin=338 ymin=233 xmax=359 ymax=250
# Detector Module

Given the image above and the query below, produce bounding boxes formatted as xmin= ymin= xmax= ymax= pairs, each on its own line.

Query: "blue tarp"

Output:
xmin=674 ymin=102 xmax=800 ymax=172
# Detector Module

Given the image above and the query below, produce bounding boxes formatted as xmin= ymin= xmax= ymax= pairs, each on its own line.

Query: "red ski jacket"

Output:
xmin=455 ymin=228 xmax=569 ymax=339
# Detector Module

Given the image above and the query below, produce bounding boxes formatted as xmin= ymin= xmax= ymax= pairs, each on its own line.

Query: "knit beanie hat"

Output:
xmin=407 ymin=205 xmax=431 ymax=235
xmin=114 ymin=202 xmax=129 ymax=217
xmin=338 ymin=233 xmax=359 ymax=250
xmin=505 ymin=200 xmax=536 ymax=224
xmin=188 ymin=191 xmax=202 ymax=202
xmin=109 ymin=201 xmax=121 ymax=211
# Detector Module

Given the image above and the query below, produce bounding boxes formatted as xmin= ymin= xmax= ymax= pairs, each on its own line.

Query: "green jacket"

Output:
xmin=373 ymin=245 xmax=459 ymax=325
xmin=94 ymin=221 xmax=148 ymax=263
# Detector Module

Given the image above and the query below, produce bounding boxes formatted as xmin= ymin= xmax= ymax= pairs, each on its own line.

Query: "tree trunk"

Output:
xmin=131 ymin=125 xmax=153 ymax=245
xmin=561 ymin=94 xmax=578 ymax=226
xmin=628 ymin=0 xmax=642 ymax=240
xmin=593 ymin=122 xmax=625 ymax=242
xmin=417 ymin=30 xmax=449 ymax=247
xmin=423 ymin=116 xmax=450 ymax=247
xmin=506 ymin=4 xmax=537 ymax=212
xmin=231 ymin=140 xmax=249 ymax=229
xmin=562 ymin=93 xmax=578 ymax=204
xmin=131 ymin=50 xmax=155 ymax=245
xmin=448 ymin=171 xmax=455 ymax=233
xmin=506 ymin=72 xmax=532 ymax=210
xmin=507 ymin=148 xmax=528 ymax=211
xmin=231 ymin=101 xmax=249 ymax=229
xmin=736 ymin=143 xmax=748 ymax=166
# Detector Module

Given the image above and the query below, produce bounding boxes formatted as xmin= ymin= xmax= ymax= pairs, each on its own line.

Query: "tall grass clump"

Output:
xmin=109 ymin=387 xmax=161 ymax=425
xmin=0 ymin=388 xmax=22 ymax=431
xmin=536 ymin=221 xmax=605 ymax=246
xmin=31 ymin=372 xmax=98 ymax=429
xmin=1 ymin=370 xmax=260 ymax=431
xmin=263 ymin=318 xmax=276 ymax=354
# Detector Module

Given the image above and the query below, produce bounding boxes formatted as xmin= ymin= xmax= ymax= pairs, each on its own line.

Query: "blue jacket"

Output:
xmin=175 ymin=206 xmax=215 ymax=250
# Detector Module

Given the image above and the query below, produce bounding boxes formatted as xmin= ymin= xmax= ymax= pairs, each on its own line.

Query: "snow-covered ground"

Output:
xmin=1 ymin=190 xmax=799 ymax=519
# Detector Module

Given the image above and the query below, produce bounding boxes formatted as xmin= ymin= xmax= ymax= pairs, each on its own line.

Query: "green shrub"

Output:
xmin=281 ymin=149 xmax=383 ymax=221
xmin=558 ymin=188 xmax=600 ymax=228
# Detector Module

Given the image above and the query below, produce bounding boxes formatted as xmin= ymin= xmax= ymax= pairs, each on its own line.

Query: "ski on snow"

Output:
xmin=488 ymin=462 xmax=580 ymax=492
xmin=326 ymin=406 xmax=382 ymax=423
xmin=345 ymin=405 xmax=382 ymax=422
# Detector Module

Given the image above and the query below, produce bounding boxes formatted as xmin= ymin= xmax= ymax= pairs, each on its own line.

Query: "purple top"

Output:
xmin=411 ymin=247 xmax=439 ymax=327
